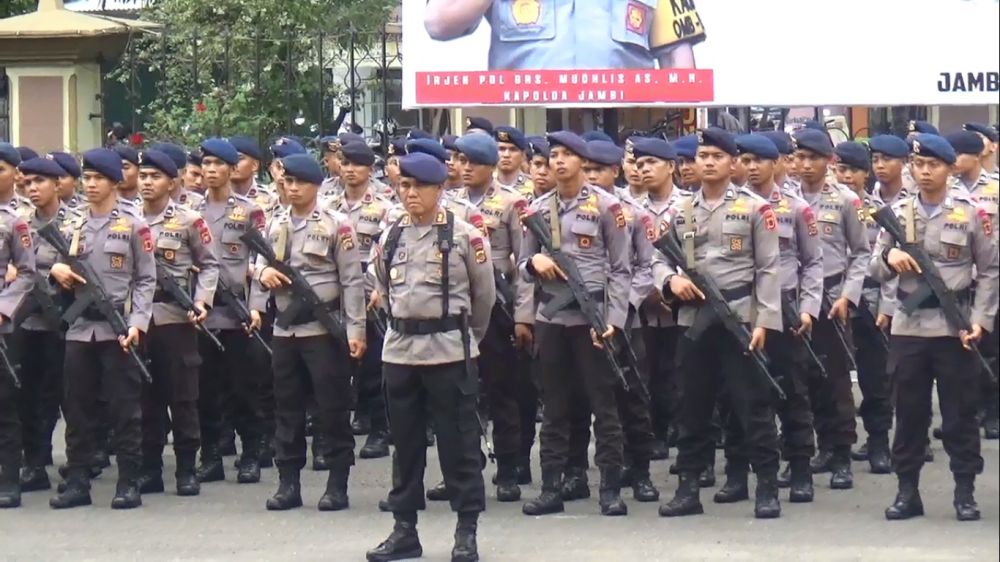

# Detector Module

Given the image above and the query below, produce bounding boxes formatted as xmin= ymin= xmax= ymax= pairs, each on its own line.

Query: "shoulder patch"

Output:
xmin=978 ymin=208 xmax=993 ymax=237
xmin=338 ymin=225 xmax=355 ymax=251
xmin=640 ymin=214 xmax=656 ymax=241
xmin=471 ymin=236 xmax=487 ymax=264
xmin=15 ymin=221 xmax=31 ymax=248
xmin=802 ymin=205 xmax=819 ymax=237
xmin=138 ymin=226 xmax=154 ymax=253
xmin=250 ymin=208 xmax=266 ymax=231
xmin=760 ymin=204 xmax=777 ymax=231
xmin=194 ymin=217 xmax=213 ymax=245
xmin=610 ymin=202 xmax=626 ymax=229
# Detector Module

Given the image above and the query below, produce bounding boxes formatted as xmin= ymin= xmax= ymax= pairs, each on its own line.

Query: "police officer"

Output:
xmin=49 ymin=148 xmax=157 ymax=509
xmin=963 ymin=122 xmax=998 ymax=175
xmin=492 ymin=126 xmax=534 ymax=197
xmin=464 ymin=116 xmax=493 ymax=136
xmin=527 ymin=137 xmax=554 ymax=200
xmin=192 ymin=138 xmax=268 ymax=485
xmin=48 ymin=151 xmax=85 ymax=209
xmin=653 ymin=127 xmax=783 ymax=519
xmin=759 ymin=130 xmax=800 ymax=194
xmin=366 ymin=152 xmax=494 ymax=562
xmin=384 ymin=137 xmax=407 ymax=191
xmin=794 ymin=129 xmax=871 ymax=489
xmin=870 ymin=134 xmax=998 ymax=521
xmin=441 ymin=134 xmax=464 ymax=192
xmin=520 ymin=131 xmax=631 ymax=517
xmin=1 ymin=144 xmax=34 ymax=218
xmin=0 ymin=151 xmax=36 ymax=509
xmin=230 ymin=136 xmax=278 ymax=215
xmin=183 ymin=150 xmax=204 ymax=195
xmin=136 ymin=150 xmax=220 ymax=497
xmin=113 ymin=144 xmax=142 ymax=205
xmin=319 ymin=135 xmax=344 ymax=197
xmin=582 ymin=140 xmax=624 ymax=195
xmin=149 ymin=142 xmax=204 ymax=209
xmin=673 ymin=134 xmax=701 ymax=191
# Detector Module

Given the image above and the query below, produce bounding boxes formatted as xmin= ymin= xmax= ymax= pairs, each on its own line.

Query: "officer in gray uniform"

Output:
xmin=319 ymin=135 xmax=343 ymax=198
xmin=520 ymin=131 xmax=632 ymax=518
xmin=366 ymin=152 xmax=494 ymax=562
xmin=654 ymin=128 xmax=783 ymax=519
xmin=673 ymin=134 xmax=701 ymax=192
xmin=48 ymin=151 xmax=85 ymax=210
xmin=870 ymin=134 xmax=998 ymax=522
xmin=1 ymin=144 xmax=34 ymax=219
xmin=149 ymin=142 xmax=205 ymax=210
xmin=136 ymin=150 xmax=220 ymax=497
xmin=759 ymin=131 xmax=801 ymax=195
xmin=492 ymin=126 xmax=534 ymax=198
xmin=793 ymin=129 xmax=871 ymax=489
xmin=49 ymin=148 xmax=156 ymax=510
xmin=113 ymin=145 xmax=142 ymax=206
xmin=250 ymin=154 xmax=366 ymax=512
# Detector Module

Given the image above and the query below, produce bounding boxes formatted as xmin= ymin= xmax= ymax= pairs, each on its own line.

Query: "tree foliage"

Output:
xmin=0 ymin=0 xmax=38 ymax=18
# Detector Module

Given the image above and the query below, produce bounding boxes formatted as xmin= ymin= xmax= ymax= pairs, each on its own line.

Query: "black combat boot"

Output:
xmin=367 ymin=512 xmax=422 ymax=562
xmin=630 ymin=460 xmax=659 ymax=502
xmin=360 ymin=430 xmax=391 ymax=459
xmin=111 ymin=464 xmax=142 ymax=510
xmin=495 ymin=456 xmax=522 ymax=502
xmin=515 ymin=455 xmax=533 ymax=485
xmin=352 ymin=410 xmax=371 ymax=436
xmin=659 ymin=472 xmax=703 ymax=517
xmin=598 ymin=467 xmax=628 ymax=516
xmin=866 ymin=434 xmax=891 ymax=474
xmin=218 ymin=427 xmax=237 ymax=456
xmin=196 ymin=443 xmax=224 ymax=483
xmin=175 ymin=451 xmax=200 ymax=497
xmin=885 ymin=472 xmax=923 ymax=520
xmin=522 ymin=469 xmax=565 ymax=516
xmin=19 ymin=466 xmax=51 ymax=492
xmin=953 ymin=473 xmax=981 ymax=521
xmin=0 ymin=463 xmax=21 ymax=508
xmin=426 ymin=480 xmax=450 ymax=501
xmin=851 ymin=441 xmax=869 ymax=461
xmin=982 ymin=395 xmax=999 ymax=440
xmin=776 ymin=462 xmax=791 ymax=488
xmin=265 ymin=467 xmax=303 ymax=511
xmin=788 ymin=458 xmax=814 ymax=503
xmin=136 ymin=469 xmax=165 ymax=494
xmin=237 ymin=456 xmax=261 ymax=484
xmin=559 ymin=466 xmax=590 ymax=501
xmin=810 ymin=449 xmax=834 ymax=473
xmin=698 ymin=463 xmax=716 ymax=488
xmin=650 ymin=439 xmax=670 ymax=461
xmin=318 ymin=466 xmax=350 ymax=511
xmin=829 ymin=447 xmax=854 ymax=489
xmin=258 ymin=435 xmax=275 ymax=469
xmin=50 ymin=469 xmax=92 ymax=509
xmin=754 ymin=471 xmax=781 ymax=519
xmin=713 ymin=464 xmax=749 ymax=503
xmin=451 ymin=511 xmax=479 ymax=562
xmin=311 ymin=432 xmax=330 ymax=471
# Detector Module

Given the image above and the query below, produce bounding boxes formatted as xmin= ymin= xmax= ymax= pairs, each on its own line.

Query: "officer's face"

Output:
xmin=695 ymin=146 xmax=733 ymax=183
xmin=24 ymin=174 xmax=58 ymax=208
xmin=201 ymin=156 xmax=232 ymax=190
xmin=953 ymin=153 xmax=980 ymax=175
xmin=458 ymin=154 xmax=494 ymax=189
xmin=794 ymin=150 xmax=828 ymax=184
xmin=549 ymin=146 xmax=583 ymax=182
xmin=739 ymin=154 xmax=775 ymax=189
xmin=636 ymin=156 xmax=675 ymax=190
xmin=909 ymin=155 xmax=954 ymax=191
xmin=622 ymin=156 xmax=641 ymax=186
xmin=386 ymin=156 xmax=401 ymax=185
xmin=530 ymin=156 xmax=553 ymax=193
xmin=872 ymin=154 xmax=903 ymax=184
xmin=784 ymin=154 xmax=800 ymax=179
xmin=138 ymin=167 xmax=173 ymax=203
xmin=323 ymin=150 xmax=342 ymax=175
xmin=183 ymin=164 xmax=203 ymax=190
xmin=678 ymin=157 xmax=700 ymax=186
xmin=120 ymin=161 xmax=139 ymax=190
xmin=583 ymin=162 xmax=618 ymax=189
xmin=283 ymin=176 xmax=319 ymax=207
xmin=973 ymin=133 xmax=998 ymax=160
xmin=835 ymin=164 xmax=868 ymax=191
xmin=0 ymin=161 xmax=15 ymax=192
xmin=399 ymin=178 xmax=441 ymax=217
xmin=340 ymin=159 xmax=372 ymax=188
xmin=57 ymin=176 xmax=77 ymax=200
xmin=232 ymin=154 xmax=259 ymax=183
xmin=731 ymin=155 xmax=748 ymax=184
xmin=446 ymin=150 xmax=460 ymax=182
xmin=497 ymin=143 xmax=523 ymax=173
xmin=81 ymin=170 xmax=116 ymax=204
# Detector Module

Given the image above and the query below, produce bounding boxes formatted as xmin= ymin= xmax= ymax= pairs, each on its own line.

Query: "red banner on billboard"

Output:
xmin=414 ymin=69 xmax=714 ymax=106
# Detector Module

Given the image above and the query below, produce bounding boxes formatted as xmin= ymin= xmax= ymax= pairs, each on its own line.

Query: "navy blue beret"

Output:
xmin=908 ymin=120 xmax=938 ymax=135
xmin=697 ymin=127 xmax=738 ymax=156
xmin=138 ymin=149 xmax=179 ymax=178
xmin=270 ymin=137 xmax=306 ymax=159
xmin=736 ymin=134 xmax=780 ymax=160
xmin=82 ymin=148 xmax=124 ymax=182
xmin=793 ymin=129 xmax=834 ymax=157
xmin=802 ymin=120 xmax=825 ymax=132
xmin=586 ymin=140 xmax=624 ymax=166
xmin=834 ymin=141 xmax=871 ymax=171
xmin=387 ymin=137 xmax=407 ymax=157
xmin=911 ymin=134 xmax=956 ymax=165
xmin=341 ymin=141 xmax=376 ymax=166
xmin=547 ymin=130 xmax=588 ymax=159
xmin=406 ymin=138 xmax=450 ymax=164
xmin=945 ymin=131 xmax=985 ymax=155
xmin=630 ymin=137 xmax=677 ymax=161
xmin=338 ymin=132 xmax=365 ymax=145
xmin=187 ymin=150 xmax=203 ymax=166
xmin=0 ymin=143 xmax=20 ymax=167
xmin=441 ymin=134 xmax=459 ymax=152
xmin=200 ymin=138 xmax=240 ymax=166
xmin=16 ymin=146 xmax=38 ymax=162
xmin=582 ymin=130 xmax=615 ymax=143
xmin=399 ymin=152 xmax=448 ymax=184
xmin=407 ymin=129 xmax=433 ymax=141
xmin=758 ymin=131 xmax=793 ymax=155
xmin=673 ymin=134 xmax=698 ymax=160
xmin=465 ymin=116 xmax=494 ymax=134
xmin=868 ymin=135 xmax=910 ymax=159
xmin=494 ymin=126 xmax=528 ymax=151
xmin=455 ymin=133 xmax=499 ymax=166
xmin=149 ymin=142 xmax=187 ymax=170
xmin=320 ymin=135 xmax=341 ymax=154
xmin=228 ymin=136 xmax=262 ymax=161
xmin=18 ymin=157 xmax=66 ymax=179
xmin=527 ymin=136 xmax=549 ymax=159
xmin=963 ymin=122 xmax=999 ymax=142
xmin=280 ymin=154 xmax=324 ymax=185
xmin=113 ymin=144 xmax=139 ymax=165
xmin=48 ymin=151 xmax=80 ymax=177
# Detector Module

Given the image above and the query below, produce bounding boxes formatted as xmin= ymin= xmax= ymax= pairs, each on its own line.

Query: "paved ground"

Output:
xmin=2 ymin=415 xmax=998 ymax=562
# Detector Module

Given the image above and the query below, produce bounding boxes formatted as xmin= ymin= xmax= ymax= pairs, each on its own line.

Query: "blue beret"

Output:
xmin=82 ymin=148 xmax=124 ymax=182
xmin=16 ymin=146 xmax=38 ymax=162
xmin=803 ymin=120 xmax=825 ymax=132
xmin=338 ymin=132 xmax=365 ymax=145
xmin=697 ymin=127 xmax=738 ymax=156
xmin=398 ymin=152 xmax=448 ymax=185
xmin=406 ymin=138 xmax=450 ymax=164
xmin=187 ymin=150 xmax=203 ymax=166
xmin=407 ymin=129 xmax=433 ymax=141
xmin=465 ymin=116 xmax=494 ymax=134
xmin=441 ymin=134 xmax=459 ymax=152
xmin=586 ymin=140 xmax=624 ymax=166
xmin=630 ymin=137 xmax=677 ymax=161
xmin=527 ymin=136 xmax=549 ymax=159
xmin=0 ymin=143 xmax=20 ymax=167
xmin=494 ymin=126 xmax=528 ymax=151
xmin=582 ymin=130 xmax=615 ymax=143
xmin=735 ymin=134 xmax=780 ymax=160
xmin=48 ymin=151 xmax=80 ymax=177
xmin=280 ymin=154 xmax=324 ymax=185
xmin=758 ymin=131 xmax=793 ymax=155
xmin=149 ymin=143 xmax=187 ymax=170
xmin=200 ymin=138 xmax=240 ymax=166
xmin=546 ymin=130 xmax=588 ymax=159
xmin=868 ymin=135 xmax=910 ymax=159
xmin=908 ymin=120 xmax=938 ymax=135
xmin=911 ymin=134 xmax=956 ymax=165
xmin=673 ymin=134 xmax=698 ymax=159
xmin=793 ymin=129 xmax=834 ymax=157
xmin=387 ymin=137 xmax=407 ymax=157
xmin=113 ymin=144 xmax=139 ymax=165
xmin=945 ymin=131 xmax=985 ymax=155
xmin=18 ymin=157 xmax=66 ymax=178
xmin=320 ymin=135 xmax=341 ymax=153
xmin=269 ymin=137 xmax=306 ymax=159
xmin=138 ymin=149 xmax=179 ymax=178
xmin=228 ymin=136 xmax=262 ymax=161
xmin=964 ymin=122 xmax=999 ymax=142
xmin=455 ymin=133 xmax=499 ymax=166
xmin=834 ymin=141 xmax=871 ymax=171
xmin=341 ymin=141 xmax=376 ymax=166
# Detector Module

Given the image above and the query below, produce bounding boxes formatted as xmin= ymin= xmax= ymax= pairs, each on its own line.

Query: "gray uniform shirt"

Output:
xmin=0 ymin=206 xmax=36 ymax=334
xmin=766 ymin=185 xmax=824 ymax=320
xmin=21 ymin=205 xmax=83 ymax=332
xmin=801 ymin=183 xmax=871 ymax=306
xmin=641 ymin=188 xmax=684 ymax=328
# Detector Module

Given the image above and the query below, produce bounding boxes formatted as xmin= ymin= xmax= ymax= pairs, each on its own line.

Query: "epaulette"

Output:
xmin=737 ymin=185 xmax=767 ymax=204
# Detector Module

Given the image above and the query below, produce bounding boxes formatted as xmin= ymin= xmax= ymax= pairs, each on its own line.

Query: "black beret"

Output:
xmin=187 ymin=150 xmax=203 ymax=166
xmin=138 ymin=149 xmax=179 ymax=178
xmin=735 ymin=134 xmax=780 ymax=160
xmin=945 ymin=131 xmax=985 ymax=155
xmin=113 ymin=144 xmax=139 ymax=165
xmin=493 ymin=126 xmax=528 ymax=151
xmin=228 ymin=136 xmax=263 ymax=161
xmin=82 ymin=148 xmax=124 ymax=182
xmin=868 ymin=135 xmax=910 ymax=159
xmin=834 ymin=141 xmax=871 ymax=171
xmin=18 ymin=157 xmax=66 ymax=179
xmin=963 ymin=122 xmax=999 ymax=142
xmin=911 ymin=134 xmax=956 ymax=165
xmin=399 ymin=153 xmax=447 ymax=184
xmin=338 ymin=132 xmax=366 ymax=145
xmin=340 ymin=141 xmax=376 ymax=166
xmin=149 ymin=142 xmax=188 ymax=170
xmin=697 ymin=127 xmax=738 ymax=156
xmin=48 ymin=151 xmax=81 ymax=177
xmin=281 ymin=154 xmax=324 ymax=185
xmin=546 ymin=130 xmax=588 ymax=159
xmin=793 ymin=129 xmax=834 ymax=157
xmin=464 ymin=116 xmax=494 ymax=134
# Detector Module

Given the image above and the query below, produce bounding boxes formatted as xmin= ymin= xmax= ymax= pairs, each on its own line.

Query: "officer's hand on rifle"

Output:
xmin=887 ymin=248 xmax=922 ymax=274
xmin=668 ymin=275 xmax=704 ymax=302
xmin=960 ymin=324 xmax=984 ymax=351
xmin=827 ymin=296 xmax=850 ymax=324
xmin=260 ymin=266 xmax=291 ymax=290
xmin=590 ymin=325 xmax=615 ymax=349
xmin=50 ymin=263 xmax=86 ymax=290
xmin=749 ymin=327 xmax=767 ymax=353
xmin=794 ymin=313 xmax=813 ymax=337
xmin=4 ymin=263 xmax=14 ymax=283
xmin=529 ymin=254 xmax=567 ymax=281
xmin=245 ymin=310 xmax=263 ymax=333
xmin=368 ymin=290 xmax=382 ymax=310
xmin=119 ymin=326 xmax=140 ymax=351
xmin=349 ymin=339 xmax=367 ymax=360
xmin=876 ymin=313 xmax=891 ymax=330
xmin=514 ymin=323 xmax=533 ymax=350
xmin=188 ymin=301 xmax=209 ymax=324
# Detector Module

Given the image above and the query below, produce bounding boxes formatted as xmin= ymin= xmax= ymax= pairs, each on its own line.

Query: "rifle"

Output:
xmin=780 ymin=292 xmax=827 ymax=379
xmin=22 ymin=272 xmax=65 ymax=331
xmin=857 ymin=294 xmax=890 ymax=352
xmin=873 ymin=206 xmax=997 ymax=384
xmin=0 ymin=338 xmax=20 ymax=389
xmin=459 ymin=307 xmax=495 ymax=464
xmin=492 ymin=269 xmax=517 ymax=330
xmin=822 ymin=292 xmax=859 ymax=373
xmin=241 ymin=228 xmax=348 ymax=351
xmin=368 ymin=306 xmax=387 ymax=339
xmin=216 ymin=272 xmax=272 ymax=357
xmin=36 ymin=222 xmax=152 ymax=384
xmin=154 ymin=260 xmax=225 ymax=352
xmin=522 ymin=212 xmax=649 ymax=400
xmin=652 ymin=230 xmax=785 ymax=400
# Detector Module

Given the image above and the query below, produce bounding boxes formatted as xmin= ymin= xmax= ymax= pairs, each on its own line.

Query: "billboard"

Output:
xmin=403 ymin=0 xmax=1000 ymax=108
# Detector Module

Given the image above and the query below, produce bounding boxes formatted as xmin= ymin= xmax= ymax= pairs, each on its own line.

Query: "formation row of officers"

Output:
xmin=0 ymin=117 xmax=997 ymax=562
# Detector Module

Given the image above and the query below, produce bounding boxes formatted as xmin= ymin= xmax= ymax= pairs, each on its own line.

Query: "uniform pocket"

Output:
xmin=387 ymin=249 xmax=407 ymax=286
xmin=302 ymin=236 xmax=331 ymax=260
xmin=219 ymin=229 xmax=246 ymax=261
xmin=721 ymin=221 xmax=751 ymax=255
xmin=938 ymin=228 xmax=968 ymax=261
xmin=104 ymin=239 xmax=131 ymax=271
xmin=570 ymin=218 xmax=600 ymax=250
xmin=492 ymin=0 xmax=556 ymax=42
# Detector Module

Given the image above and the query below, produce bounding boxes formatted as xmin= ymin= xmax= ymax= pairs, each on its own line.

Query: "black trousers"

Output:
xmin=355 ymin=319 xmax=387 ymax=432
xmin=644 ymin=326 xmax=681 ymax=440
xmin=807 ymin=316 xmax=857 ymax=450
xmin=537 ymin=323 xmax=624 ymax=472
xmin=978 ymin=315 xmax=999 ymax=421
xmin=384 ymin=361 xmax=485 ymax=513
xmin=675 ymin=324 xmax=780 ymax=474
xmin=478 ymin=309 xmax=522 ymax=460
xmin=853 ymin=316 xmax=893 ymax=437
xmin=272 ymin=335 xmax=354 ymax=470
xmin=517 ymin=350 xmax=539 ymax=462
xmin=890 ymin=335 xmax=983 ymax=476
xmin=0 ymin=334 xmax=21 ymax=468
xmin=10 ymin=329 xmax=64 ymax=468
xmin=198 ymin=330 xmax=263 ymax=458
xmin=63 ymin=340 xmax=142 ymax=477
xmin=141 ymin=323 xmax=201 ymax=469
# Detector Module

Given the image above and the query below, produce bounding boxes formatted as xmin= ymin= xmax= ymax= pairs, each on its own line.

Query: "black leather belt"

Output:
xmin=897 ymin=287 xmax=970 ymax=310
xmin=389 ymin=316 xmax=462 ymax=335
xmin=862 ymin=277 xmax=880 ymax=289
xmin=282 ymin=298 xmax=341 ymax=327
xmin=153 ymin=290 xmax=179 ymax=304
xmin=719 ymin=283 xmax=753 ymax=302
xmin=824 ymin=273 xmax=845 ymax=291
xmin=81 ymin=304 xmax=125 ymax=321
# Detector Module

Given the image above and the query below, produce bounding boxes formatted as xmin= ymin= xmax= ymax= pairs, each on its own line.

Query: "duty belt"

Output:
xmin=717 ymin=283 xmax=753 ymax=302
xmin=80 ymin=303 xmax=125 ymax=321
xmin=281 ymin=298 xmax=341 ymax=327
xmin=897 ymin=287 xmax=970 ymax=310
xmin=389 ymin=315 xmax=462 ymax=335
xmin=823 ymin=273 xmax=845 ymax=291
xmin=862 ymin=277 xmax=881 ymax=289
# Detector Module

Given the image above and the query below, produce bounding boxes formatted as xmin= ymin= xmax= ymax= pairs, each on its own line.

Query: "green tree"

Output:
xmin=0 ymin=0 xmax=38 ymax=18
